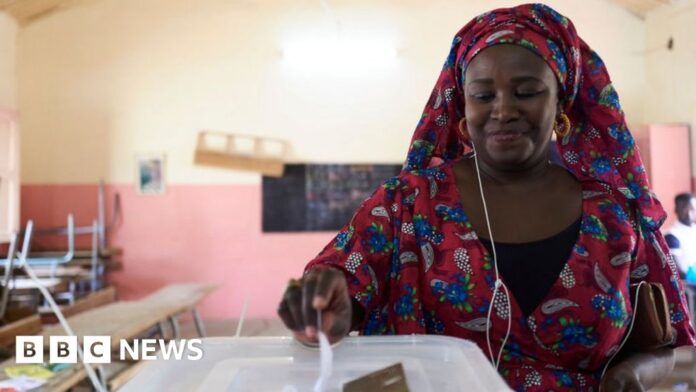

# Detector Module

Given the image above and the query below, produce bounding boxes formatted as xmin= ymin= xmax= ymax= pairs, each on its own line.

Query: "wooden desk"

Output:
xmin=28 ymin=247 xmax=123 ymax=259
xmin=40 ymin=286 xmax=116 ymax=323
xmin=0 ymin=283 xmax=218 ymax=391
xmin=40 ymin=283 xmax=219 ymax=349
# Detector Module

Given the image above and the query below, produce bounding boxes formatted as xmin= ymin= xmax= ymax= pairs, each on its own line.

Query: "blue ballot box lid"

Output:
xmin=120 ymin=335 xmax=511 ymax=391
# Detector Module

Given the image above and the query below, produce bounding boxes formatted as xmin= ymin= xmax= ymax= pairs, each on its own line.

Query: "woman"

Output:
xmin=277 ymin=4 xmax=695 ymax=390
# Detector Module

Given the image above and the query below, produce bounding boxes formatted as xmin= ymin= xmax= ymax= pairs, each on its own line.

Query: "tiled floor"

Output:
xmin=180 ymin=318 xmax=696 ymax=391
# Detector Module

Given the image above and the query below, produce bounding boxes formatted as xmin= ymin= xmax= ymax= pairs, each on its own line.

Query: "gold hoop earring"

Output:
xmin=554 ymin=113 xmax=571 ymax=137
xmin=458 ymin=117 xmax=467 ymax=139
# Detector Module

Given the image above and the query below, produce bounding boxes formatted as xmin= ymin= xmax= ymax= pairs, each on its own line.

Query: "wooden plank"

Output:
xmin=28 ymin=246 xmax=123 ymax=259
xmin=194 ymin=150 xmax=285 ymax=177
xmin=40 ymin=302 xmax=170 ymax=350
xmin=0 ymin=283 xmax=217 ymax=390
xmin=47 ymin=364 xmax=88 ymax=392
xmin=64 ymin=258 xmax=121 ymax=270
xmin=194 ymin=131 xmax=287 ymax=177
xmin=40 ymin=283 xmax=219 ymax=350
xmin=0 ymin=313 xmax=41 ymax=348
xmin=60 ymin=285 xmax=116 ymax=318
xmin=141 ymin=283 xmax=220 ymax=313
xmin=40 ymin=286 xmax=116 ymax=323
xmin=108 ymin=360 xmax=148 ymax=391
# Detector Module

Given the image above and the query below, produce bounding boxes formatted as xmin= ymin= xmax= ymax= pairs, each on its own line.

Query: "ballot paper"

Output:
xmin=0 ymin=375 xmax=47 ymax=391
xmin=313 ymin=310 xmax=333 ymax=392
xmin=5 ymin=365 xmax=54 ymax=380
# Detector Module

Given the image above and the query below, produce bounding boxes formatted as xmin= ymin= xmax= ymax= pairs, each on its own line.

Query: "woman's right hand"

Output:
xmin=277 ymin=267 xmax=355 ymax=345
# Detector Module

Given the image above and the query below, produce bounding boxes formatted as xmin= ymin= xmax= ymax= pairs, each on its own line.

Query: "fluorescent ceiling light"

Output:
xmin=281 ymin=36 xmax=397 ymax=72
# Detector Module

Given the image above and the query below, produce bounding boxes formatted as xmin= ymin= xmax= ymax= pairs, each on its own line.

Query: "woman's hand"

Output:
xmin=600 ymin=361 xmax=644 ymax=392
xmin=277 ymin=268 xmax=355 ymax=345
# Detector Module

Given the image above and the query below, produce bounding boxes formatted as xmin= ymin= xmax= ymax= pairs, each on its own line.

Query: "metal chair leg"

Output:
xmin=68 ymin=280 xmax=76 ymax=305
xmin=91 ymin=221 xmax=99 ymax=293
xmin=169 ymin=316 xmax=181 ymax=339
xmin=97 ymin=364 xmax=108 ymax=391
xmin=158 ymin=321 xmax=168 ymax=339
xmin=192 ymin=308 xmax=206 ymax=337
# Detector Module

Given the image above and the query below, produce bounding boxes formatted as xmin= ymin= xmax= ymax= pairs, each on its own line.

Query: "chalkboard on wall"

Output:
xmin=262 ymin=164 xmax=402 ymax=232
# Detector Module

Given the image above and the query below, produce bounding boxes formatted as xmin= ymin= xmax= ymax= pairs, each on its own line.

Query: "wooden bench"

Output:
xmin=40 ymin=285 xmax=117 ymax=323
xmin=0 ymin=309 xmax=42 ymax=349
xmin=28 ymin=247 xmax=122 ymax=260
xmin=0 ymin=283 xmax=219 ymax=391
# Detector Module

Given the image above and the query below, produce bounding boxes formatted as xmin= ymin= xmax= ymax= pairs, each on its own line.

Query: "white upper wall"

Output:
xmin=0 ymin=12 xmax=16 ymax=109
xmin=18 ymin=0 xmax=646 ymax=184
xmin=645 ymin=0 xmax=696 ymax=151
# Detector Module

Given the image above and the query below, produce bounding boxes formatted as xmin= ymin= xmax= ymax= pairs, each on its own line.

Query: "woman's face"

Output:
xmin=463 ymin=44 xmax=561 ymax=171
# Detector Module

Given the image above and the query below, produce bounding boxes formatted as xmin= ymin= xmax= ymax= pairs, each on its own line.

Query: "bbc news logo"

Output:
xmin=17 ymin=336 xmax=203 ymax=364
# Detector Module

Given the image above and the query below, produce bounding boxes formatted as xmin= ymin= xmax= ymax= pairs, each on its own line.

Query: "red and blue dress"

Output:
xmin=306 ymin=159 xmax=694 ymax=390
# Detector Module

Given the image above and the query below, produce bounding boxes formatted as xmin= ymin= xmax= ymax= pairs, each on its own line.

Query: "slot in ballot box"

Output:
xmin=121 ymin=335 xmax=511 ymax=391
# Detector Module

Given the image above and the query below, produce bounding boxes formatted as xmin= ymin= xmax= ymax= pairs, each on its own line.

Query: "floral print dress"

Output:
xmin=305 ymin=159 xmax=695 ymax=391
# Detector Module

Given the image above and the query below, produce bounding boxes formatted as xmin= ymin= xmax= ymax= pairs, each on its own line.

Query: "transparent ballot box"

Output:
xmin=121 ymin=335 xmax=511 ymax=391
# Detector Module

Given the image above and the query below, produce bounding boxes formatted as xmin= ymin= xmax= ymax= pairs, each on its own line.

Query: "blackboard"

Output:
xmin=262 ymin=164 xmax=402 ymax=232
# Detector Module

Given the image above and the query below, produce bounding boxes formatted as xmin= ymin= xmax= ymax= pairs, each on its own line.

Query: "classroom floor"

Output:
xmin=179 ymin=319 xmax=696 ymax=391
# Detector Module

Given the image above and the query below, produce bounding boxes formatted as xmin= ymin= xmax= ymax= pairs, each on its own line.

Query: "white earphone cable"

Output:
xmin=471 ymin=145 xmax=513 ymax=370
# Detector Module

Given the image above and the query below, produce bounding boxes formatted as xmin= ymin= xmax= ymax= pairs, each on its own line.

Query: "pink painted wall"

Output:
xmin=644 ymin=125 xmax=692 ymax=229
xmin=21 ymin=184 xmax=335 ymax=320
xmin=21 ymin=137 xmax=693 ymax=321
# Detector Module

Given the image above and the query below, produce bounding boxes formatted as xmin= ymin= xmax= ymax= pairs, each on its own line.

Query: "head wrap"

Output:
xmin=404 ymin=3 xmax=665 ymax=232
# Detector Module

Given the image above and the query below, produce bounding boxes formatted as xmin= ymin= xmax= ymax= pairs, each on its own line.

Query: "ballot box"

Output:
xmin=121 ymin=335 xmax=511 ymax=391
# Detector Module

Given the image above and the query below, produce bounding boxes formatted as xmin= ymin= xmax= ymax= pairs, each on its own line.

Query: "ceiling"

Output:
xmin=0 ymin=0 xmax=678 ymax=26
xmin=607 ymin=0 xmax=673 ymax=17
xmin=0 ymin=0 xmax=83 ymax=26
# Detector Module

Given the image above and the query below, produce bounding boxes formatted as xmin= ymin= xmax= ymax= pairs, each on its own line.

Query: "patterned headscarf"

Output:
xmin=404 ymin=3 xmax=666 ymax=232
